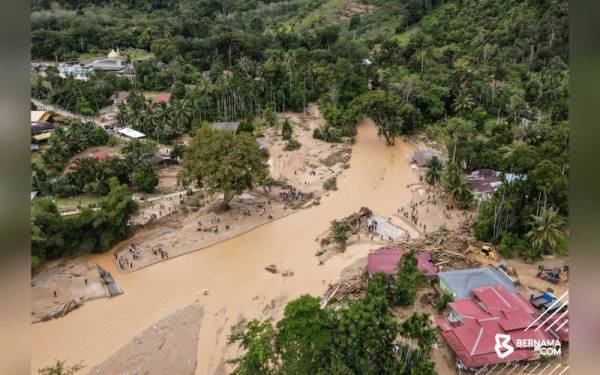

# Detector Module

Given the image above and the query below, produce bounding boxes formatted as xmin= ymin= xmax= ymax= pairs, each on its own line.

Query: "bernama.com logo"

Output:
xmin=494 ymin=334 xmax=562 ymax=358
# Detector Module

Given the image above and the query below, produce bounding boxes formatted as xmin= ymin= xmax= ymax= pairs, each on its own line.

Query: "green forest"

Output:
xmin=31 ymin=0 xmax=568 ymax=371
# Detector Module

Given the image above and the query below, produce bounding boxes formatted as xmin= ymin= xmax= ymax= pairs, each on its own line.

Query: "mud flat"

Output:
xmin=263 ymin=104 xmax=351 ymax=196
xmin=114 ymin=190 xmax=299 ymax=272
xmin=31 ymin=259 xmax=108 ymax=323
xmin=88 ymin=304 xmax=203 ymax=375
xmin=31 ymin=121 xmax=437 ymax=374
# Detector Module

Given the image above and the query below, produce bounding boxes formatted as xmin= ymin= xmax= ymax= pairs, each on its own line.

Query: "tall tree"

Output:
xmin=526 ymin=207 xmax=565 ymax=254
xmin=425 ymin=156 xmax=442 ymax=186
xmin=179 ymin=126 xmax=268 ymax=209
xmin=350 ymin=91 xmax=404 ymax=145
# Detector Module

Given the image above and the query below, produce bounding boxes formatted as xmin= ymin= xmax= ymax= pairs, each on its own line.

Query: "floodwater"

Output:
xmin=31 ymin=121 xmax=419 ymax=374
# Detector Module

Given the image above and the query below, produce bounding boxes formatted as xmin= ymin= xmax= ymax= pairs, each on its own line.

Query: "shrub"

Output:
xmin=281 ymin=119 xmax=293 ymax=140
xmin=435 ymin=293 xmax=453 ymax=313
xmin=285 ymin=139 xmax=301 ymax=151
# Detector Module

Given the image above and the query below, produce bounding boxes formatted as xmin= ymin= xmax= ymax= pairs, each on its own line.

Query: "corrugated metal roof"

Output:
xmin=118 ymin=127 xmax=146 ymax=139
xmin=211 ymin=122 xmax=240 ymax=131
xmin=437 ymin=285 xmax=560 ymax=369
xmin=439 ymin=267 xmax=517 ymax=299
xmin=367 ymin=247 xmax=437 ymax=277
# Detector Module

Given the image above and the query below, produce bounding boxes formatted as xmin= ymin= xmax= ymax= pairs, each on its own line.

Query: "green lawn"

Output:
xmin=54 ymin=195 xmax=103 ymax=209
xmin=392 ymin=25 xmax=420 ymax=45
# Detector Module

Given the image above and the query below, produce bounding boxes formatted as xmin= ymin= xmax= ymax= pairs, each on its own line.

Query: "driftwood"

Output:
xmin=265 ymin=264 xmax=278 ymax=274
xmin=318 ymin=207 xmax=374 ymax=254
xmin=321 ymin=273 xmax=367 ymax=307
xmin=52 ymin=299 xmax=82 ymax=319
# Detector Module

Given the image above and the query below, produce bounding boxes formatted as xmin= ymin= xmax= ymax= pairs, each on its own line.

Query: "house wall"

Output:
xmin=439 ymin=280 xmax=453 ymax=297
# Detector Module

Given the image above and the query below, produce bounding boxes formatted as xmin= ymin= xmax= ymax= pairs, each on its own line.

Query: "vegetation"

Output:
xmin=31 ymin=178 xmax=138 ymax=270
xmin=441 ymin=163 xmax=473 ymax=209
xmin=330 ymin=219 xmax=352 ymax=248
xmin=33 ymin=138 xmax=160 ymax=198
xmin=424 ymin=156 xmax=442 ymax=186
xmin=229 ymin=290 xmax=436 ymax=375
xmin=179 ymin=126 xmax=269 ymax=208
xmin=38 ymin=360 xmax=84 ymax=375
xmin=39 ymin=120 xmax=110 ymax=173
xmin=33 ymin=68 xmax=130 ymax=115
xmin=393 ymin=248 xmax=425 ymax=306
xmin=526 ymin=207 xmax=566 ymax=255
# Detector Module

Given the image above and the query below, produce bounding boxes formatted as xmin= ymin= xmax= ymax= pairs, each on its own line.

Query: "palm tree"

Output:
xmin=442 ymin=163 xmax=467 ymax=202
xmin=452 ymin=91 xmax=474 ymax=114
xmin=526 ymin=207 xmax=565 ymax=254
xmin=425 ymin=156 xmax=442 ymax=186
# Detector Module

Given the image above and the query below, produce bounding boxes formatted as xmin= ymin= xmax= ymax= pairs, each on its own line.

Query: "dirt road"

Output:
xmin=31 ymin=121 xmax=421 ymax=374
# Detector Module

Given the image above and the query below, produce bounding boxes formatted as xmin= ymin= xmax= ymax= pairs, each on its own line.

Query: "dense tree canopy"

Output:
xmin=179 ymin=126 xmax=269 ymax=207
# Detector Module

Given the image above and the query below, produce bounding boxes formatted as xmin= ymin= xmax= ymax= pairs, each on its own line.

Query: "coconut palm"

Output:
xmin=526 ymin=207 xmax=565 ymax=254
xmin=425 ymin=156 xmax=442 ymax=186
xmin=441 ymin=163 xmax=467 ymax=202
xmin=452 ymin=91 xmax=474 ymax=114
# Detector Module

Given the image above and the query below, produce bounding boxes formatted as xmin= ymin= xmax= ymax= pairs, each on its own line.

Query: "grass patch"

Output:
xmin=54 ymin=195 xmax=103 ymax=209
xmin=392 ymin=25 xmax=420 ymax=45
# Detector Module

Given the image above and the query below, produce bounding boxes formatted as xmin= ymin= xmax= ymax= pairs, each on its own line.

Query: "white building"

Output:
xmin=118 ymin=127 xmax=146 ymax=139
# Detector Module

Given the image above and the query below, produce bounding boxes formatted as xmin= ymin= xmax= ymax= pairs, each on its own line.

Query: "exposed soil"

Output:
xmin=88 ymin=304 xmax=203 ymax=375
xmin=31 ymin=258 xmax=107 ymax=323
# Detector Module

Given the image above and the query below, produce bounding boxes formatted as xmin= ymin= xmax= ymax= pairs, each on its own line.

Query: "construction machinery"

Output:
xmin=537 ymin=264 xmax=569 ymax=284
xmin=530 ymin=291 xmax=563 ymax=312
xmin=466 ymin=244 xmax=498 ymax=261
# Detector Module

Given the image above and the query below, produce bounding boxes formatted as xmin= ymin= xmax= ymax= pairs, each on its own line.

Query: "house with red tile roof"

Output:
xmin=436 ymin=284 xmax=567 ymax=370
xmin=367 ymin=247 xmax=437 ymax=278
xmin=153 ymin=92 xmax=171 ymax=104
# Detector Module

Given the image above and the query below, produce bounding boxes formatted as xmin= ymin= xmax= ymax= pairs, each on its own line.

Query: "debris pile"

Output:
xmin=408 ymin=218 xmax=483 ymax=271
xmin=316 ymin=207 xmax=373 ymax=257
xmin=41 ymin=299 xmax=82 ymax=321
xmin=320 ymin=272 xmax=367 ymax=308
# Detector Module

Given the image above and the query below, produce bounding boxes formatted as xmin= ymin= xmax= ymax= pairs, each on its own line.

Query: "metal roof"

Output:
xmin=436 ymin=285 xmax=559 ymax=369
xmin=439 ymin=267 xmax=517 ymax=299
xmin=367 ymin=247 xmax=438 ymax=277
xmin=117 ymin=127 xmax=146 ymax=139
xmin=211 ymin=122 xmax=240 ymax=132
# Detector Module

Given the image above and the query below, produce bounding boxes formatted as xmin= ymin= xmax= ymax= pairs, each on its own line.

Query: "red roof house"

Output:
xmin=367 ymin=247 xmax=437 ymax=277
xmin=153 ymin=93 xmax=171 ymax=104
xmin=436 ymin=285 xmax=565 ymax=369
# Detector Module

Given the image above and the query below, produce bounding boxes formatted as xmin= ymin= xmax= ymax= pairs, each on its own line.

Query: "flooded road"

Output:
xmin=31 ymin=121 xmax=419 ymax=374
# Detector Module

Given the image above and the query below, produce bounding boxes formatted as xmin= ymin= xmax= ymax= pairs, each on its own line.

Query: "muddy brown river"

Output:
xmin=31 ymin=121 xmax=419 ymax=374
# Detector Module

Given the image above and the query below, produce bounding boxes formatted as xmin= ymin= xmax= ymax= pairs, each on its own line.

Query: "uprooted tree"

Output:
xmin=179 ymin=125 xmax=269 ymax=209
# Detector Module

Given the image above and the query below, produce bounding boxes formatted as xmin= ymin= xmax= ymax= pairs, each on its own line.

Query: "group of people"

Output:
xmin=116 ymin=253 xmax=134 ymax=270
xmin=368 ymin=220 xmax=379 ymax=232
xmin=152 ymin=246 xmax=169 ymax=260
xmin=280 ymin=187 xmax=305 ymax=202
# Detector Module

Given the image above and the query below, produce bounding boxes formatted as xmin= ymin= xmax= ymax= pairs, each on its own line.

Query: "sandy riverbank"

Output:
xmin=88 ymin=304 xmax=204 ymax=375
xmin=31 ymin=121 xmax=450 ymax=373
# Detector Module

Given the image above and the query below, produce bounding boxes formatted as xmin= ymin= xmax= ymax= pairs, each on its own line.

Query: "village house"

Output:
xmin=367 ymin=247 xmax=438 ymax=278
xmin=438 ymin=267 xmax=517 ymax=299
xmin=112 ymin=91 xmax=129 ymax=105
xmin=117 ymin=127 xmax=146 ymax=140
xmin=466 ymin=169 xmax=527 ymax=201
xmin=211 ymin=121 xmax=240 ymax=132
xmin=436 ymin=284 xmax=568 ymax=370
xmin=410 ymin=149 xmax=445 ymax=168
xmin=149 ymin=153 xmax=178 ymax=166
